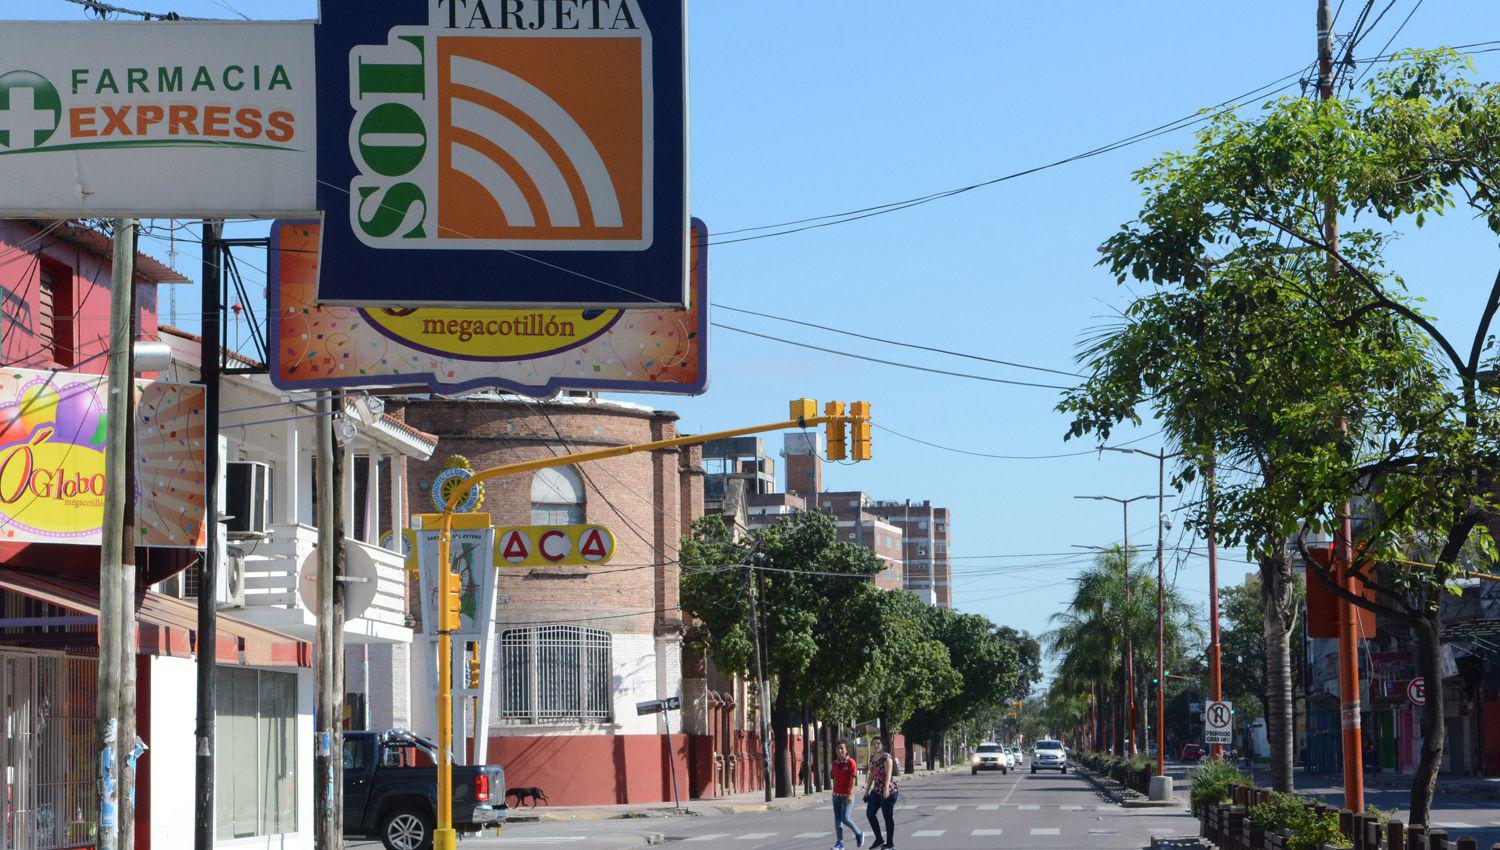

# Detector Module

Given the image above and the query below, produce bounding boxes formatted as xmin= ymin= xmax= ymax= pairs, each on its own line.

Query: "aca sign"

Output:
xmin=495 ymin=524 xmax=615 ymax=567
xmin=314 ymin=0 xmax=688 ymax=308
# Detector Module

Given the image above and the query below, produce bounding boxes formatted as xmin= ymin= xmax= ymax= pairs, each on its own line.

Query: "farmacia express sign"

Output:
xmin=0 ymin=21 xmax=316 ymax=216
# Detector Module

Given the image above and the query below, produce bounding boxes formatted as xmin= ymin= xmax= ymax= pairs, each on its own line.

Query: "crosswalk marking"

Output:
xmin=1031 ymin=828 xmax=1061 ymax=835
xmin=686 ymin=835 xmax=729 ymax=842
xmin=973 ymin=828 xmax=1004 ymax=836
xmin=1438 ymin=822 xmax=1478 ymax=829
xmin=1149 ymin=828 xmax=1179 ymax=835
xmin=1090 ymin=829 xmax=1119 ymax=835
xmin=795 ymin=833 xmax=824 ymax=838
xmin=935 ymin=805 xmax=957 ymax=811
xmin=1061 ymin=804 xmax=1084 ymax=810
xmin=735 ymin=834 xmax=776 ymax=841
xmin=912 ymin=830 xmax=946 ymax=837
xmin=978 ymin=804 xmax=999 ymax=810
xmin=1019 ymin=804 xmax=1040 ymax=810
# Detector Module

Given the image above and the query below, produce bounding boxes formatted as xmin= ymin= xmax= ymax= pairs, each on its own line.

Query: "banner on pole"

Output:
xmin=313 ymin=0 xmax=688 ymax=307
xmin=0 ymin=21 xmax=317 ymax=216
xmin=0 ymin=369 xmax=206 ymax=548
xmin=267 ymin=218 xmax=707 ymax=396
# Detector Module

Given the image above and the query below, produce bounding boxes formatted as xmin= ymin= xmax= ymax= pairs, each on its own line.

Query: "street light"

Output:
xmin=1074 ymin=492 xmax=1155 ymax=759
xmin=1099 ymin=447 xmax=1183 ymax=788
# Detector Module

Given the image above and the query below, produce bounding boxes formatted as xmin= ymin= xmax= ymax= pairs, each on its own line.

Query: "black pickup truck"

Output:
xmin=343 ymin=729 xmax=506 ymax=850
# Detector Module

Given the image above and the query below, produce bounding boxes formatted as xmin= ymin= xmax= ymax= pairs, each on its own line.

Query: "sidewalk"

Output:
xmin=503 ymin=764 xmax=967 ymax=823
xmin=1244 ymin=766 xmax=1500 ymax=800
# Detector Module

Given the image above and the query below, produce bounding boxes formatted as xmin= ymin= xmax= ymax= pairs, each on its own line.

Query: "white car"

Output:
xmin=1031 ymin=739 xmax=1068 ymax=773
xmin=1008 ymin=745 xmax=1025 ymax=767
xmin=970 ymin=742 xmax=1011 ymax=774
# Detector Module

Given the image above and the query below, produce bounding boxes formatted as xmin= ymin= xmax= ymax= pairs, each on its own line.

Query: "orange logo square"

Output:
xmin=437 ymin=36 xmax=648 ymax=246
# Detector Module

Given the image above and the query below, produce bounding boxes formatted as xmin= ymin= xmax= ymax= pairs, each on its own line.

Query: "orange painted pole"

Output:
xmin=1206 ymin=460 xmax=1224 ymax=759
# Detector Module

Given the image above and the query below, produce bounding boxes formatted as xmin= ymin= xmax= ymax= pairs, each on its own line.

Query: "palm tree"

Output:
xmin=1045 ymin=546 xmax=1201 ymax=755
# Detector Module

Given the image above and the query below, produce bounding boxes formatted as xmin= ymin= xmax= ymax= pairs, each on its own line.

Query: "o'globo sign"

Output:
xmin=315 ymin=0 xmax=688 ymax=308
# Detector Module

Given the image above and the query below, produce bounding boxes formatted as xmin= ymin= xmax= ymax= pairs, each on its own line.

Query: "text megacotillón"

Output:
xmin=66 ymin=64 xmax=298 ymax=144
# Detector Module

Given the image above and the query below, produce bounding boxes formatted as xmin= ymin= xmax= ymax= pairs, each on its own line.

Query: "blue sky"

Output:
xmin=16 ymin=0 xmax=1500 ymax=685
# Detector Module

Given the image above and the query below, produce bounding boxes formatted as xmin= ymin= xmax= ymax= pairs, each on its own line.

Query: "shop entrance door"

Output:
xmin=0 ymin=651 xmax=92 ymax=850
xmin=0 ymin=652 xmax=39 ymax=850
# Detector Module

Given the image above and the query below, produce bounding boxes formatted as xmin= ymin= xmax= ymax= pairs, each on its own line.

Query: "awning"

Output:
xmin=0 ymin=570 xmax=310 ymax=669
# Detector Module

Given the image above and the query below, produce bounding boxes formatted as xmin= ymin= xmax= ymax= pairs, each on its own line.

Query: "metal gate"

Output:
xmin=0 ymin=652 xmax=95 ymax=850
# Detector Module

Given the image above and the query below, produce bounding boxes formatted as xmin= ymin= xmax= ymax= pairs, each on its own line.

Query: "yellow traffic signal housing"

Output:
xmin=789 ymin=398 xmax=818 ymax=424
xmin=467 ymin=642 xmax=481 ymax=688
xmin=440 ymin=568 xmax=463 ymax=632
xmin=850 ymin=401 xmax=872 ymax=461
xmin=824 ymin=401 xmax=847 ymax=461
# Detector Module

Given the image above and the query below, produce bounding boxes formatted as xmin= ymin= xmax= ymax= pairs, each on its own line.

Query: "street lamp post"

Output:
xmin=1101 ymin=447 xmax=1183 ymax=799
xmin=1074 ymin=492 xmax=1155 ymax=759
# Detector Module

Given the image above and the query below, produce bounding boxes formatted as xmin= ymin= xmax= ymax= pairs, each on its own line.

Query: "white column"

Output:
xmin=343 ymin=444 xmax=356 ymax=538
xmin=283 ymin=420 xmax=300 ymax=526
xmin=365 ymin=452 xmax=381 ymax=545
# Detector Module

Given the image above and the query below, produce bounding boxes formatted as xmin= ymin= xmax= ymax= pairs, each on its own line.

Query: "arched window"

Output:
xmin=531 ymin=466 xmax=585 ymax=525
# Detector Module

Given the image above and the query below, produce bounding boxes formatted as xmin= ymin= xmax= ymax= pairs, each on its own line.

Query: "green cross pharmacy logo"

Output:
xmin=0 ymin=71 xmax=62 ymax=151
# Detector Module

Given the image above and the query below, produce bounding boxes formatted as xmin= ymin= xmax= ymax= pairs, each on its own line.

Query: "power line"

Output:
xmin=714 ymin=304 xmax=1085 ymax=379
xmin=1355 ymin=0 xmax=1427 ymax=86
xmin=713 ymin=323 xmax=1074 ymax=390
xmin=873 ymin=422 xmax=1162 ymax=460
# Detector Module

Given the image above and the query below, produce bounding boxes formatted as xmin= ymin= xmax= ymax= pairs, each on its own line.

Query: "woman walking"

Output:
xmin=829 ymin=741 xmax=863 ymax=849
xmin=862 ymin=737 xmax=899 ymax=849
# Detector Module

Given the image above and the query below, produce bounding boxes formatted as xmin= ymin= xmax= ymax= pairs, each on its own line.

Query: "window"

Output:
xmin=917 ymin=520 xmax=929 ymax=530
xmin=499 ymin=625 xmax=612 ymax=724
xmin=216 ymin=668 xmax=298 ymax=839
xmin=35 ymin=262 xmax=74 ymax=367
xmin=531 ymin=466 xmax=585 ymax=525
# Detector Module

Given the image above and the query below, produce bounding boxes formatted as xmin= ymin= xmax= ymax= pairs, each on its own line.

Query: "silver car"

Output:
xmin=1031 ymin=739 xmax=1068 ymax=773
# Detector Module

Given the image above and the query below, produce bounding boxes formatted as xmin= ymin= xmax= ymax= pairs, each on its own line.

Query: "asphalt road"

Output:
xmin=356 ymin=764 xmax=1201 ymax=849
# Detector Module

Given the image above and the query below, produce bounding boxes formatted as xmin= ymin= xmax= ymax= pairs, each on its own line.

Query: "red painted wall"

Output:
xmin=489 ymin=734 xmax=691 ymax=806
xmin=0 ymin=220 xmax=161 ymax=375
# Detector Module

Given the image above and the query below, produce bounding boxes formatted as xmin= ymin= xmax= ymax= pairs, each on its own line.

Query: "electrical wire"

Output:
xmin=713 ymin=304 xmax=1085 ymax=379
xmin=713 ymin=323 xmax=1074 ymax=390
xmin=873 ymin=422 xmax=1162 ymax=460
xmin=1354 ymin=0 xmax=1427 ymax=86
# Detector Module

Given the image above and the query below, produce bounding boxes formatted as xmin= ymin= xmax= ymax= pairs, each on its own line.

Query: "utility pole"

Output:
xmin=1318 ymin=0 xmax=1365 ymax=812
xmin=748 ymin=561 xmax=773 ymax=802
xmin=97 ymin=217 xmax=136 ymax=850
xmin=314 ymin=393 xmax=347 ymax=848
xmin=194 ymin=220 xmax=222 ymax=850
xmin=119 ymin=222 xmax=141 ymax=850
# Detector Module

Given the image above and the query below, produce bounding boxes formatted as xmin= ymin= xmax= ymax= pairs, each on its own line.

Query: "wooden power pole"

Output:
xmin=194 ymin=220 xmax=223 ymax=850
xmin=314 ymin=393 xmax=347 ymax=848
xmin=97 ymin=217 xmax=136 ymax=850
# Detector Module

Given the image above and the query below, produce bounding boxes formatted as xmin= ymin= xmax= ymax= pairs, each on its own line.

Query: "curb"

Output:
xmin=1076 ymin=766 xmax=1184 ymax=808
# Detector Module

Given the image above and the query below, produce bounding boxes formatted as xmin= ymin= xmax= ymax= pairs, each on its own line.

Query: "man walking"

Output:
xmin=830 ymin=741 xmax=863 ymax=849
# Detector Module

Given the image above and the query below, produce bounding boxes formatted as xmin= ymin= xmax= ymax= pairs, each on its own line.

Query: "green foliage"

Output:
xmin=1187 ymin=758 xmax=1244 ymax=809
xmin=1248 ymin=793 xmax=1351 ymax=850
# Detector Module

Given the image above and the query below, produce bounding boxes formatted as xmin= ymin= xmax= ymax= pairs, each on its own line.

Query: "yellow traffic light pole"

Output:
xmin=431 ymin=399 xmax=872 ymax=850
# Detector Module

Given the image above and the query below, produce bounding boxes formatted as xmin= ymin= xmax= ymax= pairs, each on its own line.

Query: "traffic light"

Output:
xmin=440 ymin=567 xmax=463 ymax=632
xmin=467 ymin=641 xmax=481 ymax=688
xmin=824 ymin=401 xmax=847 ymax=460
xmin=850 ymin=401 xmax=872 ymax=461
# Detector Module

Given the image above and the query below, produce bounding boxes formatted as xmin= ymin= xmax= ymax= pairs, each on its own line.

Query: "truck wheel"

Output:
xmin=1030 ymin=766 xmax=1036 ymax=774
xmin=1061 ymin=767 xmax=1067 ymax=774
xmin=380 ymin=806 xmax=435 ymax=850
xmin=971 ymin=767 xmax=978 ymax=775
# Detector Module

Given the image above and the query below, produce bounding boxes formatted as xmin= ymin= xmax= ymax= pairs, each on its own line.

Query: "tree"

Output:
xmin=1078 ymin=50 xmax=1500 ymax=822
xmin=1219 ymin=578 xmax=1306 ymax=738
xmin=680 ymin=510 xmax=883 ymax=797
xmin=902 ymin=609 xmax=1028 ymax=771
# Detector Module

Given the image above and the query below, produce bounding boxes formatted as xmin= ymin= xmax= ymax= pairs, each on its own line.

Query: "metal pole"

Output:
xmin=435 ymin=523 xmax=457 ymax=850
xmin=1207 ymin=459 xmax=1224 ymax=759
xmin=1123 ymin=499 xmax=1135 ymax=756
xmin=97 ymin=217 xmax=136 ymax=850
xmin=664 ymin=708 xmax=682 ymax=810
xmin=193 ymin=219 xmax=222 ymax=850
xmin=755 ymin=564 xmax=775 ymax=800
xmin=1317 ymin=0 xmax=1365 ymax=812
xmin=1156 ymin=451 xmax=1166 ymax=776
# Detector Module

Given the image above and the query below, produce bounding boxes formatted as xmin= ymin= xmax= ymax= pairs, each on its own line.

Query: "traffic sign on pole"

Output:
xmin=1204 ymin=700 xmax=1233 ymax=745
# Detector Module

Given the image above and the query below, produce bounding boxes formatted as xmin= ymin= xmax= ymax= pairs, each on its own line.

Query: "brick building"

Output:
xmin=398 ymin=394 xmax=708 ymax=805
xmin=868 ymin=499 xmax=954 ymax=608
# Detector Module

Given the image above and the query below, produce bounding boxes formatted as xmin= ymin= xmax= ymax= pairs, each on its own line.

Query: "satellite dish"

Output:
xmin=299 ymin=538 xmax=381 ymax=621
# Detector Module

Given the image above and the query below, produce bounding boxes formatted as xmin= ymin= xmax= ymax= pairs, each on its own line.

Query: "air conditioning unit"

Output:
xmin=219 ymin=545 xmax=247 ymax=609
xmin=225 ymin=461 xmax=271 ymax=538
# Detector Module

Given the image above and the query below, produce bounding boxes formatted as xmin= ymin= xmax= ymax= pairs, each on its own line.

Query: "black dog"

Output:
xmin=506 ymin=786 xmax=549 ymax=807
